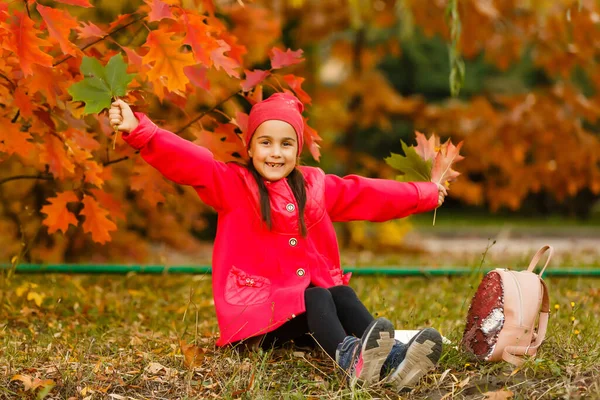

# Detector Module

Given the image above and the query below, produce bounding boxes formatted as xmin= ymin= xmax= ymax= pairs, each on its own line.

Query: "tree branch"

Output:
xmin=175 ymin=90 xmax=242 ymax=135
xmin=53 ymin=14 xmax=146 ymax=67
xmin=0 ymin=175 xmax=54 ymax=186
xmin=0 ymin=72 xmax=15 ymax=91
xmin=104 ymin=155 xmax=133 ymax=166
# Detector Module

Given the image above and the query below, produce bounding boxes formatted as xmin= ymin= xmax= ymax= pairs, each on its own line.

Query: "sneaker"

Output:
xmin=380 ymin=328 xmax=443 ymax=391
xmin=358 ymin=317 xmax=396 ymax=384
xmin=336 ymin=318 xmax=396 ymax=386
xmin=335 ymin=335 xmax=362 ymax=381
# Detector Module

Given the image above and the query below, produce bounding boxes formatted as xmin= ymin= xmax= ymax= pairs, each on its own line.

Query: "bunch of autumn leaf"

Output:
xmin=385 ymin=132 xmax=464 ymax=224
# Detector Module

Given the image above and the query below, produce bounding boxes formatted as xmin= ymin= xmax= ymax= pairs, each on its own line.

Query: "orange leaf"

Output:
xmin=302 ymin=117 xmax=322 ymax=162
xmin=41 ymin=191 xmax=79 ymax=234
xmin=89 ymin=188 xmax=125 ymax=221
xmin=270 ymin=48 xmax=303 ymax=69
xmin=283 ymin=74 xmax=311 ymax=105
xmin=25 ymin=65 xmax=60 ymax=107
xmin=193 ymin=124 xmax=246 ymax=162
xmin=431 ymin=139 xmax=464 ymax=185
xmin=241 ymin=69 xmax=270 ymax=92
xmin=142 ymin=28 xmax=197 ymax=94
xmin=54 ymin=0 xmax=93 ymax=7
xmin=77 ymin=21 xmax=105 ymax=39
xmin=180 ymin=340 xmax=207 ymax=369
xmin=80 ymin=194 xmax=117 ymax=244
xmin=0 ymin=117 xmax=35 ymax=158
xmin=13 ymin=87 xmax=35 ymax=118
xmin=211 ymin=40 xmax=241 ymax=78
xmin=39 ymin=134 xmax=75 ymax=180
xmin=7 ymin=12 xmax=53 ymax=76
xmin=483 ymin=389 xmax=514 ymax=399
xmin=37 ymin=4 xmax=79 ymax=56
xmin=145 ymin=0 xmax=174 ymax=22
xmin=182 ymin=13 xmax=218 ymax=67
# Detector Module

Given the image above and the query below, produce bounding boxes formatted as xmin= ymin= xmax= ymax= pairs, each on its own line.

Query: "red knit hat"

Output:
xmin=246 ymin=92 xmax=304 ymax=155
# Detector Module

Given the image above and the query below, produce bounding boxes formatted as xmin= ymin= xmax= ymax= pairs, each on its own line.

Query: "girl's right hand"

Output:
xmin=109 ymin=99 xmax=139 ymax=133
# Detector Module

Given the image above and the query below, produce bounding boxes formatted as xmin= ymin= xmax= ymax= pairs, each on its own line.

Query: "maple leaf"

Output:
xmin=210 ymin=40 xmax=241 ymax=78
xmin=37 ymin=4 xmax=79 ymax=56
xmin=193 ymin=124 xmax=246 ymax=162
xmin=283 ymin=74 xmax=311 ymax=105
xmin=241 ymin=69 xmax=270 ymax=92
xmin=146 ymin=0 xmax=174 ymax=22
xmin=68 ymin=54 xmax=136 ymax=114
xmin=385 ymin=140 xmax=433 ymax=182
xmin=40 ymin=191 xmax=79 ymax=234
xmin=414 ymin=131 xmax=439 ymax=162
xmin=7 ymin=12 xmax=54 ymax=76
xmin=270 ymin=48 xmax=304 ymax=69
xmin=53 ymin=0 xmax=93 ymax=7
xmin=142 ymin=28 xmax=197 ymax=94
xmin=80 ymin=194 xmax=117 ymax=244
xmin=13 ymin=87 xmax=35 ymax=118
xmin=431 ymin=139 xmax=464 ymax=186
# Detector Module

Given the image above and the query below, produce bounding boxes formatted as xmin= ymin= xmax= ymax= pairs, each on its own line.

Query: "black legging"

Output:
xmin=260 ymin=285 xmax=375 ymax=358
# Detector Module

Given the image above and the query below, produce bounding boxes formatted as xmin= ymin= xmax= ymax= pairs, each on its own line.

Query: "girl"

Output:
xmin=109 ymin=93 xmax=446 ymax=391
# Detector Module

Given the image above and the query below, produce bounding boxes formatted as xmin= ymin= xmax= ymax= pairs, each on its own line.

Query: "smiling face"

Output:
xmin=248 ymin=120 xmax=299 ymax=182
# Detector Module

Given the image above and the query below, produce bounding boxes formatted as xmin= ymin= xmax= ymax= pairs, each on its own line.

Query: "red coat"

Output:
xmin=124 ymin=114 xmax=439 ymax=346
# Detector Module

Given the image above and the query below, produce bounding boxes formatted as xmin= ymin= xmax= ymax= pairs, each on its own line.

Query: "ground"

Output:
xmin=1 ymin=216 xmax=599 ymax=399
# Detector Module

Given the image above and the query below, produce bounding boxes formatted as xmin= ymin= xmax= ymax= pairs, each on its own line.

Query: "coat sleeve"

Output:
xmin=324 ymin=173 xmax=439 ymax=222
xmin=121 ymin=112 xmax=239 ymax=212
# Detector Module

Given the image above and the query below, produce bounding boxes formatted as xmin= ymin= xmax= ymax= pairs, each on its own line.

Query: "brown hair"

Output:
xmin=247 ymin=161 xmax=307 ymax=236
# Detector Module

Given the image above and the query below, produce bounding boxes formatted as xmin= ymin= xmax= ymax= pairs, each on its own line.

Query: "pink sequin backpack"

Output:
xmin=462 ymin=245 xmax=553 ymax=366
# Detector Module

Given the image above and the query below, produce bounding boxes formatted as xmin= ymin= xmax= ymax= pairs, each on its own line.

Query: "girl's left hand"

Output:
xmin=435 ymin=183 xmax=448 ymax=207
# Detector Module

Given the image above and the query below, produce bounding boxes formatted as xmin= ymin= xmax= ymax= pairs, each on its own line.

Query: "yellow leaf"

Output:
xmin=483 ymin=389 xmax=514 ymax=400
xmin=11 ymin=374 xmax=33 ymax=390
xmin=27 ymin=291 xmax=45 ymax=307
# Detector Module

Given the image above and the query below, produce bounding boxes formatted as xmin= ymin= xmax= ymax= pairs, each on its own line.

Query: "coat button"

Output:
xmin=286 ymin=203 xmax=295 ymax=212
xmin=289 ymin=238 xmax=298 ymax=247
xmin=296 ymin=268 xmax=305 ymax=277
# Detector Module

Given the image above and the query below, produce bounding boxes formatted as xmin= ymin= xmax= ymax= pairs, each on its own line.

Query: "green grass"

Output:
xmin=1 ymin=268 xmax=599 ymax=399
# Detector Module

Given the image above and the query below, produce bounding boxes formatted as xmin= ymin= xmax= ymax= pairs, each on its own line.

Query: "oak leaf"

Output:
xmin=68 ymin=54 xmax=135 ymax=114
xmin=270 ymin=48 xmax=304 ymax=69
xmin=80 ymin=194 xmax=117 ymax=244
xmin=0 ymin=118 xmax=34 ymax=159
xmin=37 ymin=4 xmax=79 ymax=56
xmin=146 ymin=0 xmax=173 ymax=22
xmin=142 ymin=28 xmax=197 ymax=94
xmin=77 ymin=21 xmax=105 ymax=39
xmin=7 ymin=12 xmax=54 ymax=76
xmin=211 ymin=39 xmax=241 ymax=78
xmin=54 ymin=0 xmax=93 ymax=7
xmin=483 ymin=389 xmax=514 ymax=399
xmin=183 ymin=13 xmax=218 ymax=67
xmin=241 ymin=69 xmax=270 ymax=92
xmin=180 ymin=340 xmax=207 ymax=369
xmin=283 ymin=74 xmax=311 ymax=105
xmin=184 ymin=65 xmax=211 ymax=92
xmin=40 ymin=191 xmax=79 ymax=234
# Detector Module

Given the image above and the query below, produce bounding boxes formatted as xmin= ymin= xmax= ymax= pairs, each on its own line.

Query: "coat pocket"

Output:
xmin=224 ymin=266 xmax=271 ymax=306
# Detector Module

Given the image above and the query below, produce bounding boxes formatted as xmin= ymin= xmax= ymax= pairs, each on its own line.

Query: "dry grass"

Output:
xmin=1 ymin=265 xmax=599 ymax=399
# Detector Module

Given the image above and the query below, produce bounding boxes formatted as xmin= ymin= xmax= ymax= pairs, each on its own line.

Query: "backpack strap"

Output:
xmin=526 ymin=245 xmax=554 ymax=278
xmin=502 ymin=279 xmax=550 ymax=366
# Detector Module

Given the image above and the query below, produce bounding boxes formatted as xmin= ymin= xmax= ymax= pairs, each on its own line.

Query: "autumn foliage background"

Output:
xmin=1 ymin=0 xmax=600 ymax=266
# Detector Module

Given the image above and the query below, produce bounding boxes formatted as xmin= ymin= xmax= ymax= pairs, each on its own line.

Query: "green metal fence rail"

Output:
xmin=2 ymin=264 xmax=599 ymax=276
